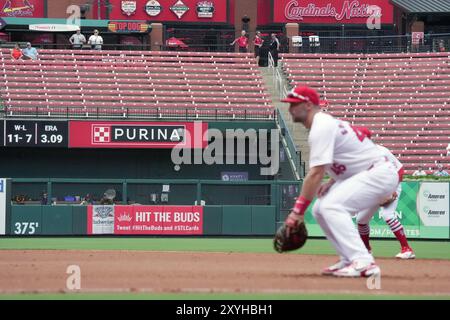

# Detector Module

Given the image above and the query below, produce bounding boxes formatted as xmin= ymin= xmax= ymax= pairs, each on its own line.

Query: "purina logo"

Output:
xmin=423 ymin=190 xmax=445 ymax=200
xmin=117 ymin=213 xmax=132 ymax=222
xmin=93 ymin=206 xmax=114 ymax=219
xmin=92 ymin=126 xmax=111 ymax=143
xmin=170 ymin=0 xmax=189 ymax=19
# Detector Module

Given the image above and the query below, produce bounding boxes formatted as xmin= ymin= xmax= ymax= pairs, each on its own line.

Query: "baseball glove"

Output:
xmin=273 ymin=221 xmax=308 ymax=253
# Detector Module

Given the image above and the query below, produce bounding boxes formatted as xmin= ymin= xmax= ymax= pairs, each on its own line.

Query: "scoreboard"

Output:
xmin=0 ymin=120 xmax=206 ymax=149
xmin=1 ymin=120 xmax=68 ymax=148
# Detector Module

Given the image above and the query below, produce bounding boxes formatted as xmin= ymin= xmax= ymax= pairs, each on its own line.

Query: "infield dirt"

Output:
xmin=1 ymin=250 xmax=450 ymax=296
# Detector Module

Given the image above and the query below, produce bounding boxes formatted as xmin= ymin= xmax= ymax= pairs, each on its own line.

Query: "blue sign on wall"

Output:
xmin=221 ymin=172 xmax=249 ymax=182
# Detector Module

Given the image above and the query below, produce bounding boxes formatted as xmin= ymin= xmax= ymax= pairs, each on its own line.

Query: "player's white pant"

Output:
xmin=357 ymin=184 xmax=402 ymax=225
xmin=312 ymin=160 xmax=398 ymax=265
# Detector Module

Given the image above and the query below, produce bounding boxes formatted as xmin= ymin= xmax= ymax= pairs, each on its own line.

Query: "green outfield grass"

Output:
xmin=1 ymin=237 xmax=449 ymax=300
xmin=0 ymin=237 xmax=449 ymax=260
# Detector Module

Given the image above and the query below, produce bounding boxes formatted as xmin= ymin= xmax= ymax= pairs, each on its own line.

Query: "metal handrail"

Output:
xmin=0 ymin=106 xmax=276 ymax=121
xmin=276 ymin=109 xmax=301 ymax=180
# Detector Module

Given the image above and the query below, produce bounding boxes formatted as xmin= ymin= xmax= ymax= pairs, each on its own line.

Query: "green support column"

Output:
xmin=46 ymin=181 xmax=52 ymax=205
xmin=197 ymin=181 xmax=202 ymax=204
xmin=122 ymin=182 xmax=127 ymax=204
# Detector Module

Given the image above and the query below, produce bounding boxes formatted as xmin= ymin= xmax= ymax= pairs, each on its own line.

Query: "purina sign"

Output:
xmin=69 ymin=121 xmax=208 ymax=149
xmin=274 ymin=0 xmax=393 ymax=24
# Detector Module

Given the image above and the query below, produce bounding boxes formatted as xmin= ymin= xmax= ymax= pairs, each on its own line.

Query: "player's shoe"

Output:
xmin=395 ymin=247 xmax=415 ymax=259
xmin=322 ymin=260 xmax=350 ymax=276
xmin=332 ymin=261 xmax=381 ymax=278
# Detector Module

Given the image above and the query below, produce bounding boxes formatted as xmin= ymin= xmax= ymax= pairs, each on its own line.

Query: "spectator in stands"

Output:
xmin=88 ymin=30 xmax=103 ymax=50
xmin=412 ymin=166 xmax=427 ymax=177
xmin=253 ymin=31 xmax=264 ymax=65
xmin=10 ymin=43 xmax=23 ymax=60
xmin=439 ymin=40 xmax=446 ymax=52
xmin=41 ymin=192 xmax=48 ymax=205
xmin=446 ymin=143 xmax=450 ymax=156
xmin=69 ymin=28 xmax=86 ymax=50
xmin=433 ymin=164 xmax=449 ymax=177
xmin=269 ymin=33 xmax=280 ymax=67
xmin=231 ymin=30 xmax=248 ymax=53
xmin=22 ymin=42 xmax=38 ymax=60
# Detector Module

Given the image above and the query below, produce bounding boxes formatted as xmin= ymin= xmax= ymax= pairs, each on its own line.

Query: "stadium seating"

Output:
xmin=0 ymin=49 xmax=274 ymax=120
xmin=280 ymin=52 xmax=450 ymax=174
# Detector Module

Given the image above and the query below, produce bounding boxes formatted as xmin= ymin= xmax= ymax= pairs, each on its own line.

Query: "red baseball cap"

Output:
xmin=282 ymin=86 xmax=320 ymax=106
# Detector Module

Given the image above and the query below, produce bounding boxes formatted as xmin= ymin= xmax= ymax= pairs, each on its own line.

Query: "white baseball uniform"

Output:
xmin=309 ymin=113 xmax=399 ymax=265
xmin=357 ymin=145 xmax=404 ymax=224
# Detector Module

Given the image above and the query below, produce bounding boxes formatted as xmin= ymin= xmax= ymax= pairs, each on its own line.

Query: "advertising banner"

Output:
xmin=0 ymin=0 xmax=44 ymax=17
xmin=69 ymin=121 xmax=208 ymax=149
xmin=304 ymin=182 xmax=449 ymax=239
xmin=108 ymin=0 xmax=227 ymax=23
xmin=107 ymin=21 xmax=150 ymax=33
xmin=220 ymin=172 xmax=248 ymax=181
xmin=87 ymin=205 xmax=203 ymax=235
xmin=417 ymin=182 xmax=450 ymax=239
xmin=367 ymin=182 xmax=420 ymax=238
xmin=29 ymin=24 xmax=80 ymax=32
xmin=87 ymin=205 xmax=115 ymax=235
xmin=273 ymin=0 xmax=393 ymax=24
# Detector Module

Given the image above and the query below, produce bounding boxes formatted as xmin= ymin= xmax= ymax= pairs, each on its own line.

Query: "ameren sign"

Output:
xmin=274 ymin=0 xmax=394 ymax=24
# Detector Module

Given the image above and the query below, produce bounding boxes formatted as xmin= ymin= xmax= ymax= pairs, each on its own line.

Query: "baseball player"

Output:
xmin=282 ymin=85 xmax=399 ymax=277
xmin=356 ymin=143 xmax=415 ymax=259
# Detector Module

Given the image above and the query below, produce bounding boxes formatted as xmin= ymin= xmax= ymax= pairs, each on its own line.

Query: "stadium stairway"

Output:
xmin=261 ymin=66 xmax=311 ymax=172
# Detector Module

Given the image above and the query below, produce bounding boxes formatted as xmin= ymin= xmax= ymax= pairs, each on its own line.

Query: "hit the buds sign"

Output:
xmin=87 ymin=205 xmax=204 ymax=235
xmin=115 ymin=205 xmax=203 ymax=235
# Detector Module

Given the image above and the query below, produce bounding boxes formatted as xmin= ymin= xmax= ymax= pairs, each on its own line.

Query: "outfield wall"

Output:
xmin=1 ymin=180 xmax=449 ymax=239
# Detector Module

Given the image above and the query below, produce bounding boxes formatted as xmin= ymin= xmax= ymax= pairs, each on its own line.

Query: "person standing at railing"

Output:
xmin=231 ymin=30 xmax=249 ymax=53
xmin=88 ymin=30 xmax=103 ymax=50
xmin=253 ymin=31 xmax=264 ymax=65
xmin=269 ymin=33 xmax=280 ymax=67
xmin=69 ymin=29 xmax=87 ymax=50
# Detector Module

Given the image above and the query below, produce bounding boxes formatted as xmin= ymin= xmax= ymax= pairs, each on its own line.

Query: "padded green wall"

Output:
xmin=9 ymin=205 xmax=276 ymax=236
xmin=10 ymin=205 xmax=87 ymax=235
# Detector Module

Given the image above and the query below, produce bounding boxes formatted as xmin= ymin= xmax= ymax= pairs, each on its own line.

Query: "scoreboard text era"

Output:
xmin=1 ymin=120 xmax=68 ymax=148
